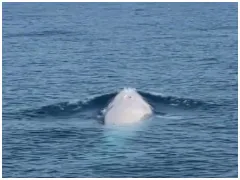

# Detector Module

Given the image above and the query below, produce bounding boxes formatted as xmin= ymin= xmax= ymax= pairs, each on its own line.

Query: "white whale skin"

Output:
xmin=104 ymin=88 xmax=153 ymax=125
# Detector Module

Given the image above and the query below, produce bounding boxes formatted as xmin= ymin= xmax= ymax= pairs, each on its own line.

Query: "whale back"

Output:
xmin=104 ymin=88 xmax=153 ymax=125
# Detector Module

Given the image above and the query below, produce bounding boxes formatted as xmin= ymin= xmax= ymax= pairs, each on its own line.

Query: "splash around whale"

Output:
xmin=103 ymin=88 xmax=153 ymax=125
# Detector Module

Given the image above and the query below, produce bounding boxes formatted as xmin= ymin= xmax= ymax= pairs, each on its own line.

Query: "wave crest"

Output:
xmin=21 ymin=89 xmax=218 ymax=118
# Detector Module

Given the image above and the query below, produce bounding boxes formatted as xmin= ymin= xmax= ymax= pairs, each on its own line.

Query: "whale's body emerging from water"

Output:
xmin=104 ymin=88 xmax=153 ymax=125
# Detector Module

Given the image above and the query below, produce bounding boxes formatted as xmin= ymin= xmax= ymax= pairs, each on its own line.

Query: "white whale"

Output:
xmin=104 ymin=88 xmax=153 ymax=125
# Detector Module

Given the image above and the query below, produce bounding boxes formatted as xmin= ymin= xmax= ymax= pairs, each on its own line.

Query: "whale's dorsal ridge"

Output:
xmin=104 ymin=88 xmax=153 ymax=125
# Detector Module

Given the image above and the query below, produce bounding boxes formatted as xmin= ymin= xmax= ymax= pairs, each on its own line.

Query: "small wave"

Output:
xmin=139 ymin=91 xmax=216 ymax=110
xmin=4 ymin=30 xmax=77 ymax=38
xmin=22 ymin=92 xmax=117 ymax=118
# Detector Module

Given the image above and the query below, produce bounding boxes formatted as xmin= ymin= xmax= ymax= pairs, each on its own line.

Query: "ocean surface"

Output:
xmin=2 ymin=2 xmax=238 ymax=178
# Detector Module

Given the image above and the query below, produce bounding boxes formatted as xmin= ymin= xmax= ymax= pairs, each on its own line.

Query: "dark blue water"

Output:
xmin=2 ymin=2 xmax=238 ymax=178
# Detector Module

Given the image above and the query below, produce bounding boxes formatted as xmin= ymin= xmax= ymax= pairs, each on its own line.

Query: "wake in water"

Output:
xmin=20 ymin=88 xmax=220 ymax=122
